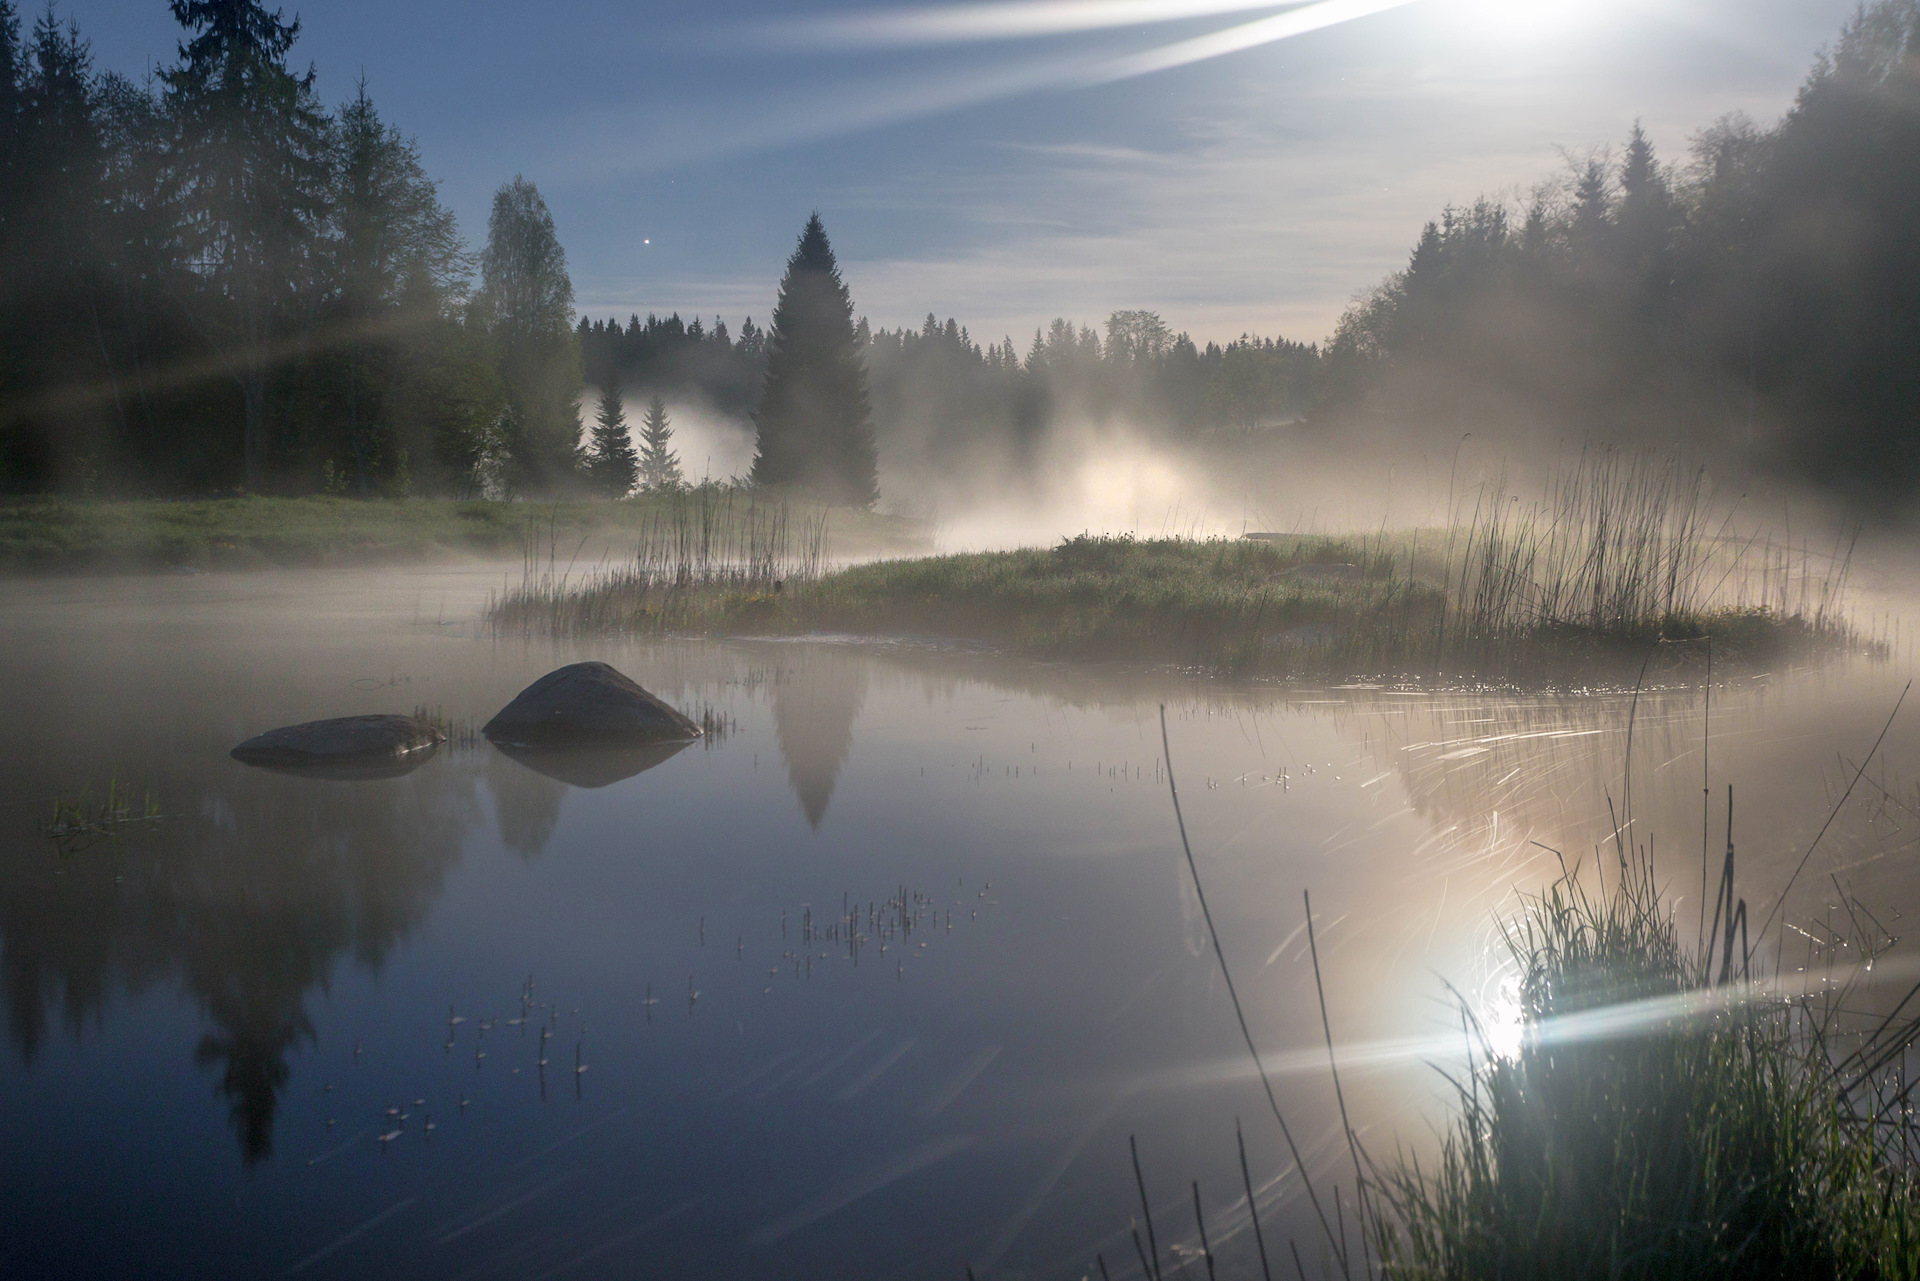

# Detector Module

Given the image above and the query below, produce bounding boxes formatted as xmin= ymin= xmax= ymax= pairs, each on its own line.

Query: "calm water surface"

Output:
xmin=2 ymin=566 xmax=1915 ymax=1279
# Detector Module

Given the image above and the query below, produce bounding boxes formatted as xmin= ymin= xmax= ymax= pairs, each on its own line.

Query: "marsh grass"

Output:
xmin=410 ymin=704 xmax=482 ymax=751
xmin=490 ymin=487 xmax=829 ymax=635
xmin=1116 ymin=695 xmax=1920 ymax=1281
xmin=40 ymin=775 xmax=163 ymax=854
xmin=1370 ymin=840 xmax=1920 ymax=1281
xmin=492 ymin=453 xmax=1867 ymax=683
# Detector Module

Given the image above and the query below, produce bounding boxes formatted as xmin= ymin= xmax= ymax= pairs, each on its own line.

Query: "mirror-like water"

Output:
xmin=3 ymin=568 xmax=1914 ymax=1280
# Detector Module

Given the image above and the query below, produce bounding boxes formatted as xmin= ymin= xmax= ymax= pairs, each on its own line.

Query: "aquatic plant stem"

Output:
xmin=1306 ymin=889 xmax=1373 ymax=1280
xmin=1158 ymin=704 xmax=1347 ymax=1275
xmin=1757 ymin=680 xmax=1909 ymax=942
xmin=1699 ymin=635 xmax=1712 ymax=957
xmin=1238 ymin=1119 xmax=1275 ymax=1281
xmin=1131 ymin=1136 xmax=1163 ymax=1281
xmin=1193 ymin=1180 xmax=1216 ymax=1281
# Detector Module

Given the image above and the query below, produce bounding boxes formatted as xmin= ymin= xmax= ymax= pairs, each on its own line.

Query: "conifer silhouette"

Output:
xmin=585 ymin=375 xmax=637 ymax=497
xmin=749 ymin=214 xmax=878 ymax=506
xmin=638 ymin=394 xmax=682 ymax=492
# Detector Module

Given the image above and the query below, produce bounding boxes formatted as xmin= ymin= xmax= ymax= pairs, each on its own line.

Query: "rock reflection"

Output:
xmin=489 ymin=738 xmax=693 ymax=789
xmin=233 ymin=742 xmax=440 ymax=781
xmin=769 ymin=648 xmax=870 ymax=829
xmin=0 ymin=754 xmax=483 ymax=1164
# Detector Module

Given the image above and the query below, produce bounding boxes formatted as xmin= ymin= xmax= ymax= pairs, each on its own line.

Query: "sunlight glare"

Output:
xmin=1445 ymin=0 xmax=1591 ymax=40
xmin=1484 ymin=978 xmax=1525 ymax=1060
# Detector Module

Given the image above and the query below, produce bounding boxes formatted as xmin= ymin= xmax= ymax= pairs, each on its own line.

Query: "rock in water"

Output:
xmin=483 ymin=662 xmax=703 ymax=747
xmin=231 ymin=714 xmax=444 ymax=770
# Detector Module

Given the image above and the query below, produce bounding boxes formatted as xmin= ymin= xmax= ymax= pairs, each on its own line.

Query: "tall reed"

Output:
xmin=488 ymin=452 xmax=1869 ymax=682
xmin=1371 ymin=838 xmax=1920 ymax=1280
xmin=489 ymin=485 xmax=829 ymax=636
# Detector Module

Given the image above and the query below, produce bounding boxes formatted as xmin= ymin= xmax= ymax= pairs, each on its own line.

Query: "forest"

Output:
xmin=0 ymin=1 xmax=1916 ymax=509
xmin=1316 ymin=2 xmax=1920 ymax=507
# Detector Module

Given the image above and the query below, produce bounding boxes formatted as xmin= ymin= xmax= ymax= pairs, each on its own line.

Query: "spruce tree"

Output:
xmin=162 ymin=0 xmax=333 ymax=491
xmin=585 ymin=375 xmax=637 ymax=497
xmin=749 ymin=213 xmax=878 ymax=506
xmin=638 ymin=394 xmax=681 ymax=492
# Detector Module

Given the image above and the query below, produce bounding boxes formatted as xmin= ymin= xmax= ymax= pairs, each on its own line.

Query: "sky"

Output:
xmin=65 ymin=0 xmax=1859 ymax=347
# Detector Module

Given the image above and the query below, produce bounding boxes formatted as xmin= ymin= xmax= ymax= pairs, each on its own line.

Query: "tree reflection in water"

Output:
xmin=0 ymin=748 xmax=486 ymax=1163
xmin=769 ymin=647 xmax=869 ymax=829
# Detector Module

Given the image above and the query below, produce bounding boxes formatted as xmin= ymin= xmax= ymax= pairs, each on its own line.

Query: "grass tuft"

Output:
xmin=1373 ymin=846 xmax=1920 ymax=1280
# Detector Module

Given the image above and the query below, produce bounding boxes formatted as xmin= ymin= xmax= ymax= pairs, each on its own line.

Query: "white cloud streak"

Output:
xmin=1089 ymin=0 xmax=1422 ymax=80
xmin=752 ymin=0 xmax=1320 ymax=49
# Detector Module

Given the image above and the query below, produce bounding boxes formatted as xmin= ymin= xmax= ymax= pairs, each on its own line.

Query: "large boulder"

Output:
xmin=231 ymin=714 xmax=444 ymax=778
xmin=483 ymin=662 xmax=703 ymax=747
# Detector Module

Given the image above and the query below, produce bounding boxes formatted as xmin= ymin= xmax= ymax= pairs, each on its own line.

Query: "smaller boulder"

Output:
xmin=231 ymin=714 xmax=444 ymax=772
xmin=483 ymin=662 xmax=702 ymax=747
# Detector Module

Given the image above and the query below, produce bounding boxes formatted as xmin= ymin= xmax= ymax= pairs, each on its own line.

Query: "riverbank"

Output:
xmin=0 ymin=494 xmax=928 ymax=573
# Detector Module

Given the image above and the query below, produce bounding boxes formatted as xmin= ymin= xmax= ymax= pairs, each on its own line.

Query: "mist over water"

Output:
xmin=1 ymin=566 xmax=1915 ymax=1278
xmin=3 ymin=0 xmax=1918 ymax=1273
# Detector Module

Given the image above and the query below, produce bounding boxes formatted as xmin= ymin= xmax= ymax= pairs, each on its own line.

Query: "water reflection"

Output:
xmin=490 ymin=739 xmax=693 ymax=789
xmin=768 ymin=647 xmax=869 ymax=828
xmin=235 ymin=743 xmax=441 ymax=781
xmin=1 ymin=750 xmax=485 ymax=1162
xmin=485 ymin=746 xmax=568 ymax=858
xmin=4 ymin=568 xmax=1918 ymax=1278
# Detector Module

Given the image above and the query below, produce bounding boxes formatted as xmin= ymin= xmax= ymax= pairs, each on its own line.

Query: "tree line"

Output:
xmin=0 ymin=0 xmax=611 ymax=498
xmin=1317 ymin=0 xmax=1920 ymax=507
xmin=4 ymin=0 xmax=1913 ymax=509
xmin=581 ymin=303 xmax=1320 ymax=480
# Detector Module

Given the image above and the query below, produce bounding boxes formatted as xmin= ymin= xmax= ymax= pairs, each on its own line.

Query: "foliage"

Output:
xmin=584 ymin=375 xmax=638 ymax=497
xmin=0 ymin=0 xmax=542 ymax=499
xmin=1375 ymin=848 xmax=1920 ymax=1280
xmin=478 ymin=175 xmax=583 ymax=496
xmin=750 ymin=213 xmax=880 ymax=507
xmin=1319 ymin=1 xmax=1920 ymax=510
xmin=159 ymin=0 xmax=333 ymax=491
xmin=578 ymin=311 xmax=765 ymax=421
xmin=637 ymin=393 xmax=681 ymax=492
xmin=493 ymin=452 xmax=1867 ymax=683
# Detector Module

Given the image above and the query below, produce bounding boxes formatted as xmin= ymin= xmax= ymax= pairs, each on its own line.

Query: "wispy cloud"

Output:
xmin=745 ymin=0 xmax=1323 ymax=49
xmin=598 ymin=0 xmax=1423 ymax=171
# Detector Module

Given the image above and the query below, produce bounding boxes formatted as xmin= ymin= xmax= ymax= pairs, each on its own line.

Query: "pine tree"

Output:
xmin=638 ymin=394 xmax=681 ymax=491
xmin=749 ymin=213 xmax=878 ymax=506
xmin=585 ymin=375 xmax=637 ymax=497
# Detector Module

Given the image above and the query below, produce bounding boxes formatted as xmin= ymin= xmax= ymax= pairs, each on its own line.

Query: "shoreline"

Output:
xmin=0 ymin=494 xmax=929 ymax=576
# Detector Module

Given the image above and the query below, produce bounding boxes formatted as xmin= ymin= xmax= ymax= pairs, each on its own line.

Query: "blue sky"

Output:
xmin=69 ymin=0 xmax=1857 ymax=345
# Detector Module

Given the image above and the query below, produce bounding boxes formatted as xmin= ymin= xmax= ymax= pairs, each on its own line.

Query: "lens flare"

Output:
xmin=1483 ymin=979 xmax=1525 ymax=1060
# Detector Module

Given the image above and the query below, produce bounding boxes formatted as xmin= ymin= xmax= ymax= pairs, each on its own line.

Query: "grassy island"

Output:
xmin=492 ymin=458 xmax=1865 ymax=684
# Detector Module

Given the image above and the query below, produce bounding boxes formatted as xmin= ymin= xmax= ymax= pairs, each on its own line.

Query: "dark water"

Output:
xmin=2 ymin=567 xmax=1915 ymax=1280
